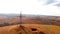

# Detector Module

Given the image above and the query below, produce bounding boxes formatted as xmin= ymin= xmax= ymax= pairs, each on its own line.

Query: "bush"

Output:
xmin=0 ymin=22 xmax=12 ymax=27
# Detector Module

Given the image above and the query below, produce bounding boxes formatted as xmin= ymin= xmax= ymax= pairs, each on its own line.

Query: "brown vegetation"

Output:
xmin=0 ymin=24 xmax=60 ymax=34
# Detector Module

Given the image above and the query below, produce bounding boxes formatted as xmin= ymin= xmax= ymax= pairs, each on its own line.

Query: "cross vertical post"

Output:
xmin=20 ymin=11 xmax=22 ymax=24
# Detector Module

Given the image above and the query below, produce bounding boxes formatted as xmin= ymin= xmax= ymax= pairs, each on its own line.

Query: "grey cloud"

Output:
xmin=38 ymin=0 xmax=60 ymax=7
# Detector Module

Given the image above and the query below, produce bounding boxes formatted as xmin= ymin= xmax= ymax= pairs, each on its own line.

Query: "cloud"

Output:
xmin=22 ymin=0 xmax=60 ymax=16
xmin=54 ymin=3 xmax=60 ymax=7
xmin=39 ymin=0 xmax=60 ymax=7
xmin=46 ymin=0 xmax=55 ymax=5
xmin=0 ymin=0 xmax=60 ymax=16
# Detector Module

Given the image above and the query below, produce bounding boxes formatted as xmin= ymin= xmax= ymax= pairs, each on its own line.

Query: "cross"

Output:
xmin=20 ymin=11 xmax=22 ymax=24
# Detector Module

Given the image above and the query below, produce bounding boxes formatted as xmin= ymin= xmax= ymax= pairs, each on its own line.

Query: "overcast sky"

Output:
xmin=0 ymin=0 xmax=60 ymax=16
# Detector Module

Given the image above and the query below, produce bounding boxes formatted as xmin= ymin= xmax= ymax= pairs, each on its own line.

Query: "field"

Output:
xmin=0 ymin=24 xmax=60 ymax=34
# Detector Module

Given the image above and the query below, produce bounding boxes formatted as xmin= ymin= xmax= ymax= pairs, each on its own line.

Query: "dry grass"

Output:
xmin=23 ymin=24 xmax=60 ymax=34
xmin=0 ymin=24 xmax=60 ymax=34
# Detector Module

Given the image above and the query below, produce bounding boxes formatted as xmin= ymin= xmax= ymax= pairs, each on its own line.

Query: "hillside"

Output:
xmin=0 ymin=24 xmax=60 ymax=34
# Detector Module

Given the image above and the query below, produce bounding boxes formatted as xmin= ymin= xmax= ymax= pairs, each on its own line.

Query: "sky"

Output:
xmin=0 ymin=0 xmax=60 ymax=16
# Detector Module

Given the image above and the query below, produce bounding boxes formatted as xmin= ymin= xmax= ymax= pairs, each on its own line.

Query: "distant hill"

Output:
xmin=0 ymin=14 xmax=60 ymax=26
xmin=0 ymin=14 xmax=20 ymax=18
xmin=21 ymin=14 xmax=60 ymax=26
